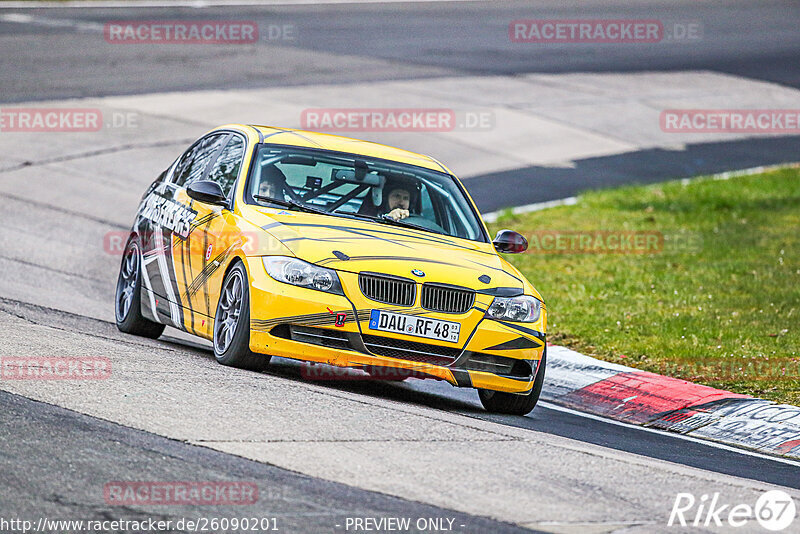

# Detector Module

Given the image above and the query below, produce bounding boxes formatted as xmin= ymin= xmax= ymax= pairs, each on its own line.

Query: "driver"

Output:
xmin=384 ymin=186 xmax=411 ymax=221
xmin=257 ymin=164 xmax=287 ymax=200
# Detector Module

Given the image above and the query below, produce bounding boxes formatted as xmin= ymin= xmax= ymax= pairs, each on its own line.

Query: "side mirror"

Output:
xmin=187 ymin=180 xmax=227 ymax=206
xmin=493 ymin=229 xmax=528 ymax=253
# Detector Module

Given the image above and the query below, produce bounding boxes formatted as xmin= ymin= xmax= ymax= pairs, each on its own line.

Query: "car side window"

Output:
xmin=173 ymin=134 xmax=227 ymax=188
xmin=206 ymin=135 xmax=245 ymax=197
xmin=171 ymin=144 xmax=199 ymax=185
xmin=419 ymin=184 xmax=435 ymax=220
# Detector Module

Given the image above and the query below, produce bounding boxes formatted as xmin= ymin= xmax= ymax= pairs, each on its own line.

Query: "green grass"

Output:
xmin=489 ymin=167 xmax=800 ymax=405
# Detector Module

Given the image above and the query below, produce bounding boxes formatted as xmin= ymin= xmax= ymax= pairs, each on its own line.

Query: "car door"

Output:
xmin=137 ymin=132 xmax=227 ymax=330
xmin=175 ymin=132 xmax=247 ymax=339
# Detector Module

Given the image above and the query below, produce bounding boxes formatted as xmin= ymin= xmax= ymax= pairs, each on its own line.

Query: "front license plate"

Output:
xmin=368 ymin=310 xmax=460 ymax=343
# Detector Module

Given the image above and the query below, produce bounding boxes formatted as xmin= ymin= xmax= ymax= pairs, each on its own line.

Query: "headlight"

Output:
xmin=262 ymin=256 xmax=343 ymax=295
xmin=486 ymin=295 xmax=541 ymax=323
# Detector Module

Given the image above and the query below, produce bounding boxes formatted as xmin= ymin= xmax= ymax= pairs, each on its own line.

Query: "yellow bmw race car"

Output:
xmin=115 ymin=124 xmax=547 ymax=415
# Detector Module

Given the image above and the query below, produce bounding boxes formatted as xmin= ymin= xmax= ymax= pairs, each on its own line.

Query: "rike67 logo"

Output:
xmin=669 ymin=490 xmax=796 ymax=531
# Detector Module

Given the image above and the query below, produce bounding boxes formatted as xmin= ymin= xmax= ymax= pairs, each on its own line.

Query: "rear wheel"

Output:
xmin=478 ymin=348 xmax=546 ymax=416
xmin=213 ymin=262 xmax=270 ymax=371
xmin=115 ymin=236 xmax=165 ymax=339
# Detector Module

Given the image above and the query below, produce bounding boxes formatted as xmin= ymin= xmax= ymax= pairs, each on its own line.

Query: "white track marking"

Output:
xmin=481 ymin=197 xmax=577 ymax=222
xmin=540 ymin=401 xmax=800 ymax=467
xmin=0 ymin=12 xmax=104 ymax=32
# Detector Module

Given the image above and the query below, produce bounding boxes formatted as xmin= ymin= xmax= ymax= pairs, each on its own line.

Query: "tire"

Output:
xmin=115 ymin=236 xmax=166 ymax=339
xmin=478 ymin=348 xmax=547 ymax=416
xmin=213 ymin=262 xmax=270 ymax=371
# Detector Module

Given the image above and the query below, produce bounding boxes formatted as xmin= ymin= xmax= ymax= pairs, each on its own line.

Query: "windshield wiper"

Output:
xmin=378 ymin=215 xmax=445 ymax=235
xmin=254 ymin=195 xmax=329 ymax=216
xmin=337 ymin=211 xmax=443 ymax=235
xmin=333 ymin=211 xmax=381 ymax=222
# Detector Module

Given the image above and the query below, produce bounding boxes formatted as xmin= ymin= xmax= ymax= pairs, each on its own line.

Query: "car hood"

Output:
xmin=250 ymin=208 xmax=526 ymax=292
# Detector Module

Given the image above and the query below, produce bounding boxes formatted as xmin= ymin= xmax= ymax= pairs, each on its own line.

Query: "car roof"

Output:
xmin=229 ymin=124 xmax=451 ymax=174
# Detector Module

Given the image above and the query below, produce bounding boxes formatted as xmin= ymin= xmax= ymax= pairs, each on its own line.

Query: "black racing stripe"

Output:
xmin=254 ymin=128 xmax=324 ymax=146
xmin=495 ymin=320 xmax=546 ymax=341
xmin=283 ymin=224 xmax=415 ymax=248
xmin=251 ymin=306 xmax=430 ymax=332
xmin=321 ymin=255 xmax=467 ymax=269
xmin=449 ymin=316 xmax=484 ymax=368
xmin=359 ymin=306 xmax=427 ymax=317
xmin=258 ymin=128 xmax=296 ymax=142
xmin=251 ymin=309 xmax=354 ymax=328
xmin=261 ymin=222 xmax=282 ymax=231
xmin=183 ymin=242 xmax=237 ymax=300
xmin=184 ymin=204 xmax=206 ymax=331
xmin=185 ymin=212 xmax=218 ymax=235
xmin=464 ymin=258 xmax=518 ymax=275
xmin=482 ymin=337 xmax=542 ymax=351
xmin=477 ymin=287 xmax=524 ymax=297
xmin=251 ymin=316 xmax=322 ymax=328
xmin=295 ymin=311 xmax=359 ymax=326
xmin=185 ymin=244 xmax=229 ymax=297
xmin=281 ymin=130 xmax=325 ymax=147
xmin=201 ymin=215 xmax=215 ymax=316
xmin=271 ymin=219 xmax=485 ymax=254
xmin=178 ymin=196 xmax=201 ymax=333
xmin=163 ymin=230 xmax=186 ymax=329
xmin=307 ymin=219 xmax=488 ymax=252
xmin=250 ymin=313 xmax=361 ymax=333
xmin=179 ymin=224 xmax=195 ymax=333
xmin=270 ymin=221 xmax=470 ymax=249
xmin=247 ymin=125 xmax=265 ymax=143
xmin=281 ymin=237 xmax=365 ymax=245
xmin=317 ymin=236 xmax=389 ymax=244
xmin=464 ymin=258 xmax=526 ymax=281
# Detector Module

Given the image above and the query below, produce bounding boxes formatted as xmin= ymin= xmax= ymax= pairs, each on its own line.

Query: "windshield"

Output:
xmin=246 ymin=145 xmax=487 ymax=242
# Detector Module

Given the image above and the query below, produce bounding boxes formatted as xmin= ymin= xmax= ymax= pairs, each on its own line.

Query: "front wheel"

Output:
xmin=115 ymin=236 xmax=165 ymax=339
xmin=478 ymin=348 xmax=546 ymax=416
xmin=213 ymin=262 xmax=270 ymax=371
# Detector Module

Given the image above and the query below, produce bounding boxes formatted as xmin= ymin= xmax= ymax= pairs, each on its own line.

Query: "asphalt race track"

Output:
xmin=1 ymin=1 xmax=799 ymax=533
xmin=3 ymin=0 xmax=800 ymax=209
xmin=3 ymin=0 xmax=800 ymax=98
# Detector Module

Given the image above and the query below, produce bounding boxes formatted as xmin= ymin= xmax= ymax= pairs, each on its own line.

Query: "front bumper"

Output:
xmin=244 ymin=257 xmax=546 ymax=394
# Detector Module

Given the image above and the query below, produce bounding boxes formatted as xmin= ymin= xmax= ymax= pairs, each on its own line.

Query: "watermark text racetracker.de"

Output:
xmin=0 ymin=108 xmax=138 ymax=132
xmin=300 ymin=108 xmax=495 ymax=132
xmin=104 ymin=481 xmax=258 ymax=506
xmin=1 ymin=357 xmax=111 ymax=380
xmin=103 ymin=230 xmax=284 ymax=256
xmin=523 ymin=230 xmax=702 ymax=255
xmin=509 ymin=19 xmax=702 ymax=43
xmin=103 ymin=20 xmax=295 ymax=44
xmin=668 ymin=490 xmax=796 ymax=531
xmin=301 ymin=362 xmax=432 ymax=381
xmin=661 ymin=109 xmax=800 ymax=133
